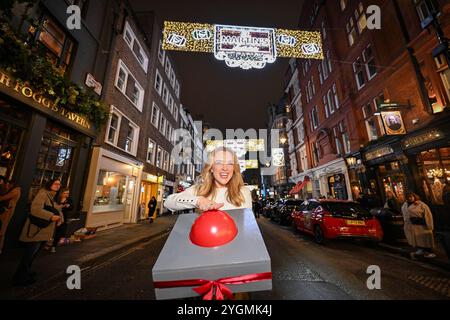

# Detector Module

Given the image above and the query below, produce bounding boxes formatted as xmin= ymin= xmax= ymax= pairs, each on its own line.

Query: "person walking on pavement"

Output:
xmin=0 ymin=176 xmax=21 ymax=254
xmin=13 ymin=178 xmax=62 ymax=286
xmin=148 ymin=196 xmax=157 ymax=223
xmin=384 ymin=190 xmax=401 ymax=214
xmin=401 ymin=192 xmax=436 ymax=259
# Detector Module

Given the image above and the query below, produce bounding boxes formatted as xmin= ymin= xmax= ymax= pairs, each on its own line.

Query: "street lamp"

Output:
xmin=346 ymin=157 xmax=357 ymax=167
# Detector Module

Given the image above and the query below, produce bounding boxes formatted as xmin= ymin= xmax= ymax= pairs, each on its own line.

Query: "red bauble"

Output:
xmin=189 ymin=210 xmax=238 ymax=247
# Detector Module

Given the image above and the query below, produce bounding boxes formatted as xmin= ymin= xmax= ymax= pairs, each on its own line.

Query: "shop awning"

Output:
xmin=289 ymin=176 xmax=310 ymax=195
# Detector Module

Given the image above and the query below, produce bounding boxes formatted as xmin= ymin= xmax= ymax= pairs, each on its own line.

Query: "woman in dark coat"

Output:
xmin=50 ymin=188 xmax=73 ymax=252
xmin=148 ymin=196 xmax=157 ymax=223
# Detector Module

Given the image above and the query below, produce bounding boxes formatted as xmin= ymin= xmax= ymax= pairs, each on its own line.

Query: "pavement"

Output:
xmin=0 ymin=214 xmax=177 ymax=299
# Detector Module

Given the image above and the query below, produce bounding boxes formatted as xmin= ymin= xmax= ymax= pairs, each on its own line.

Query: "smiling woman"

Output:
xmin=164 ymin=147 xmax=252 ymax=212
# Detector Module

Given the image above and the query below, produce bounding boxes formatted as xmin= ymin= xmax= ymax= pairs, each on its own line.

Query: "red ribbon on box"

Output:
xmin=153 ymin=272 xmax=272 ymax=300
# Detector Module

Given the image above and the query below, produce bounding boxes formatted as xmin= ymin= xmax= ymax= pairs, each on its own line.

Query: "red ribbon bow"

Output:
xmin=154 ymin=272 xmax=272 ymax=300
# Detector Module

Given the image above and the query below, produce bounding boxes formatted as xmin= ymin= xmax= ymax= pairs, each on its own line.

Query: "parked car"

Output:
xmin=261 ymin=198 xmax=275 ymax=217
xmin=292 ymin=199 xmax=383 ymax=244
xmin=273 ymin=199 xmax=304 ymax=225
xmin=370 ymin=207 xmax=405 ymax=242
xmin=269 ymin=199 xmax=285 ymax=221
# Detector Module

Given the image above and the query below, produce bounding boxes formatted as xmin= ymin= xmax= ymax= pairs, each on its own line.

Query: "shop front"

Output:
xmin=83 ymin=147 xmax=143 ymax=231
xmin=310 ymin=158 xmax=352 ymax=200
xmin=401 ymin=123 xmax=450 ymax=229
xmin=0 ymin=71 xmax=96 ymax=245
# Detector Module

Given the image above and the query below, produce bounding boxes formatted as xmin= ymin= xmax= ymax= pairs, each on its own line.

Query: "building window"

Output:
xmin=414 ymin=0 xmax=440 ymax=22
xmin=175 ymin=81 xmax=180 ymax=98
xmin=327 ymin=50 xmax=332 ymax=73
xmin=312 ymin=142 xmax=320 ymax=165
xmin=155 ymin=69 xmax=163 ymax=95
xmin=355 ymin=2 xmax=367 ymax=34
xmin=340 ymin=0 xmax=347 ymax=11
xmin=353 ymin=57 xmax=366 ymax=90
xmin=318 ymin=64 xmax=323 ymax=84
xmin=323 ymin=95 xmax=329 ymax=118
xmin=165 ymin=57 xmax=171 ymax=78
xmin=156 ymin=147 xmax=163 ymax=168
xmin=34 ymin=15 xmax=75 ymax=73
xmin=123 ymin=21 xmax=148 ymax=72
xmin=124 ymin=122 xmax=138 ymax=154
xmin=362 ymin=103 xmax=379 ymax=141
xmin=173 ymin=104 xmax=179 ymax=122
xmin=170 ymin=69 xmax=176 ymax=88
xmin=158 ymin=39 xmax=165 ymax=65
xmin=151 ymin=102 xmax=160 ymax=128
xmin=346 ymin=17 xmax=357 ymax=46
xmin=107 ymin=113 xmax=120 ymax=145
xmin=332 ymin=84 xmax=339 ymax=109
xmin=333 ymin=127 xmax=343 ymax=155
xmin=147 ymin=139 xmax=156 ymax=164
xmin=163 ymin=150 xmax=170 ymax=171
xmin=168 ymin=95 xmax=174 ymax=114
xmin=363 ymin=45 xmax=377 ymax=79
xmin=435 ymin=54 xmax=450 ymax=102
xmin=322 ymin=20 xmax=327 ymax=40
xmin=115 ymin=60 xmax=144 ymax=111
xmin=159 ymin=115 xmax=166 ymax=135
xmin=339 ymin=122 xmax=351 ymax=154
xmin=93 ymin=170 xmax=127 ymax=211
xmin=162 ymin=84 xmax=169 ymax=106
xmin=310 ymin=106 xmax=319 ymax=130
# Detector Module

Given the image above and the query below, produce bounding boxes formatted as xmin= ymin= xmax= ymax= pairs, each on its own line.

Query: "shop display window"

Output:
xmin=417 ymin=147 xmax=449 ymax=205
xmin=93 ymin=170 xmax=127 ymax=211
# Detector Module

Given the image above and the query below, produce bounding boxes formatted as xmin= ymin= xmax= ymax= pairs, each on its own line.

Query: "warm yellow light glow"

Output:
xmin=162 ymin=21 xmax=324 ymax=60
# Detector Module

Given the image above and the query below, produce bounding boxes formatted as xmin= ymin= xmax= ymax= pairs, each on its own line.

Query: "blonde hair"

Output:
xmin=195 ymin=147 xmax=245 ymax=207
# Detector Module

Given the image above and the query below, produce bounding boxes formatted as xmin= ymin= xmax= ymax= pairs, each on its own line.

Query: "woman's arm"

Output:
xmin=423 ymin=203 xmax=434 ymax=230
xmin=241 ymin=187 xmax=253 ymax=209
xmin=164 ymin=186 xmax=200 ymax=211
xmin=30 ymin=190 xmax=55 ymax=220
xmin=0 ymin=187 xmax=20 ymax=202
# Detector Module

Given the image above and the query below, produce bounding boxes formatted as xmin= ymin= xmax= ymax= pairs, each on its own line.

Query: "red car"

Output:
xmin=292 ymin=199 xmax=383 ymax=244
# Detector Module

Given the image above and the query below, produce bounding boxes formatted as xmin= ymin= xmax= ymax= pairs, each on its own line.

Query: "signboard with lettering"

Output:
xmin=402 ymin=129 xmax=444 ymax=149
xmin=364 ymin=146 xmax=394 ymax=161
xmin=0 ymin=71 xmax=96 ymax=137
xmin=162 ymin=21 xmax=323 ymax=70
xmin=85 ymin=73 xmax=103 ymax=95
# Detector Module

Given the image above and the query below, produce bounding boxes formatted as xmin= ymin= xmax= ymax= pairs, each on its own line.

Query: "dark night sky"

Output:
xmin=129 ymin=0 xmax=305 ymax=132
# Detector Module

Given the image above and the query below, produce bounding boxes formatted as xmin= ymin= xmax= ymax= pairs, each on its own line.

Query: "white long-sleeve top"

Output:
xmin=164 ymin=185 xmax=253 ymax=212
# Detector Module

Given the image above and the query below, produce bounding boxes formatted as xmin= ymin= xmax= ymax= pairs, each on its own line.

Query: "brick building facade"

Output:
xmin=286 ymin=0 xmax=450 ymax=224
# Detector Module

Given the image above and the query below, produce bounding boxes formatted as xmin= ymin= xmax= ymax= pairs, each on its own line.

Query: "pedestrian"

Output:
xmin=384 ymin=190 xmax=401 ymax=214
xmin=148 ymin=196 xmax=157 ymax=223
xmin=401 ymin=192 xmax=436 ymax=259
xmin=164 ymin=147 xmax=252 ymax=212
xmin=13 ymin=178 xmax=62 ymax=286
xmin=50 ymin=188 xmax=73 ymax=252
xmin=0 ymin=177 xmax=21 ymax=254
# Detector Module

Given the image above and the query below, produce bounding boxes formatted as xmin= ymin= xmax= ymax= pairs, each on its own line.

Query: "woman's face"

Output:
xmin=211 ymin=150 xmax=235 ymax=187
xmin=407 ymin=195 xmax=415 ymax=203
xmin=51 ymin=180 xmax=61 ymax=192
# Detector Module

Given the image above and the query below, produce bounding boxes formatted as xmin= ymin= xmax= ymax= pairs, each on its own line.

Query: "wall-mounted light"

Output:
xmin=346 ymin=157 xmax=357 ymax=167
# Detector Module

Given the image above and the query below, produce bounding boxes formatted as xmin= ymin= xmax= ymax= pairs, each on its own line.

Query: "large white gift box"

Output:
xmin=152 ymin=208 xmax=272 ymax=300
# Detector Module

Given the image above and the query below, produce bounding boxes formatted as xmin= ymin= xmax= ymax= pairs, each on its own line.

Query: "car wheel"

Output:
xmin=314 ymin=225 xmax=325 ymax=244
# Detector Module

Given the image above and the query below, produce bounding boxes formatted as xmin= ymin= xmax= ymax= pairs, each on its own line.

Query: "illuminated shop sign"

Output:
xmin=162 ymin=21 xmax=323 ymax=70
xmin=381 ymin=111 xmax=406 ymax=135
xmin=402 ymin=129 xmax=444 ymax=149
xmin=0 ymin=71 xmax=94 ymax=135
xmin=364 ymin=146 xmax=394 ymax=161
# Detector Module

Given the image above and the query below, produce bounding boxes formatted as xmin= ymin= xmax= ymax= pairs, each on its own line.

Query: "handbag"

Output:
xmin=28 ymin=194 xmax=59 ymax=229
xmin=409 ymin=216 xmax=426 ymax=225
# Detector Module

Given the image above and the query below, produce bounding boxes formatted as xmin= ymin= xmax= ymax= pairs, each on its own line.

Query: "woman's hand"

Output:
xmin=196 ymin=196 xmax=224 ymax=211
xmin=51 ymin=215 xmax=61 ymax=222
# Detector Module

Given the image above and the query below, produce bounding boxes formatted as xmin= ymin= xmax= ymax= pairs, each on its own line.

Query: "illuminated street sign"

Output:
xmin=163 ymin=21 xmax=323 ymax=70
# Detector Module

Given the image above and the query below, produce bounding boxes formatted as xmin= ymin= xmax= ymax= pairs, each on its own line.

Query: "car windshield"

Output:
xmin=322 ymin=202 xmax=372 ymax=219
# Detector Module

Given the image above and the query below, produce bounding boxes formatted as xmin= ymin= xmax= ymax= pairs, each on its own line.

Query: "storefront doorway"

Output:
xmin=327 ymin=174 xmax=348 ymax=200
xmin=378 ymin=161 xmax=406 ymax=203
xmin=140 ymin=180 xmax=159 ymax=220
